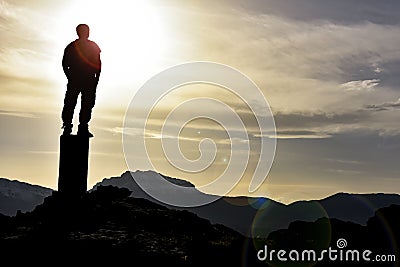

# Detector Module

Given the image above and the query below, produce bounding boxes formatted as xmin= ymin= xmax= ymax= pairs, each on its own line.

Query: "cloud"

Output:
xmin=0 ymin=1 xmax=18 ymax=23
xmin=164 ymin=2 xmax=400 ymax=122
xmin=326 ymin=168 xmax=363 ymax=175
xmin=274 ymin=109 xmax=400 ymax=139
xmin=325 ymin=158 xmax=365 ymax=165
xmin=340 ymin=79 xmax=380 ymax=91
xmin=225 ymin=0 xmax=400 ymax=25
xmin=273 ymin=130 xmax=332 ymax=139
xmin=274 ymin=111 xmax=368 ymax=126
xmin=0 ymin=110 xmax=37 ymax=118
xmin=0 ymin=1 xmax=65 ymax=114
xmin=366 ymin=98 xmax=400 ymax=111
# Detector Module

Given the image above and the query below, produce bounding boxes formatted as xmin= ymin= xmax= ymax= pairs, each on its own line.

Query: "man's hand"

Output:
xmin=94 ymin=72 xmax=100 ymax=86
xmin=92 ymin=75 xmax=99 ymax=87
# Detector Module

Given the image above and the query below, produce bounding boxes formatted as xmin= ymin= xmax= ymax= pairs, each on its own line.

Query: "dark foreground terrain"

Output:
xmin=0 ymin=185 xmax=258 ymax=266
xmin=0 ymin=185 xmax=398 ymax=266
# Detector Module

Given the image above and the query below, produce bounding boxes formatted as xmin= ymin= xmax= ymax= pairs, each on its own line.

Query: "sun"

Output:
xmin=55 ymin=0 xmax=169 ymax=91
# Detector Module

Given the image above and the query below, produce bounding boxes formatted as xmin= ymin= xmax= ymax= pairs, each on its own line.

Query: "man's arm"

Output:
xmin=95 ymin=57 xmax=101 ymax=80
xmin=94 ymin=47 xmax=101 ymax=84
xmin=62 ymin=46 xmax=71 ymax=79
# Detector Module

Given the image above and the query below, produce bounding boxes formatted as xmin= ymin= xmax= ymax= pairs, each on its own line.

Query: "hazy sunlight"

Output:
xmin=52 ymin=0 xmax=169 ymax=106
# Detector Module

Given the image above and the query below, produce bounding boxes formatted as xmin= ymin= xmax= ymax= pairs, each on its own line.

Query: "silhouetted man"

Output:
xmin=61 ymin=24 xmax=101 ymax=137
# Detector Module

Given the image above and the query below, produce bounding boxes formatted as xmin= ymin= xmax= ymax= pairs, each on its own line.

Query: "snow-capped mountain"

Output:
xmin=0 ymin=178 xmax=53 ymax=216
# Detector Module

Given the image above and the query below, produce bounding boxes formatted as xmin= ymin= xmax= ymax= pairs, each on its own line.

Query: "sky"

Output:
xmin=0 ymin=0 xmax=399 ymax=204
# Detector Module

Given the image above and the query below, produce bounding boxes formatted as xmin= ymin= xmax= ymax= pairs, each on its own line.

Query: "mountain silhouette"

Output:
xmin=2 ymin=170 xmax=400 ymax=239
xmin=94 ymin=171 xmax=400 ymax=236
xmin=0 ymin=185 xmax=256 ymax=266
xmin=0 ymin=180 xmax=399 ymax=266
xmin=0 ymin=178 xmax=52 ymax=216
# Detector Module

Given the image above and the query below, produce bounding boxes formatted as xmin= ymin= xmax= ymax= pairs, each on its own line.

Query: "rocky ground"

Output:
xmin=0 ymin=186 xmax=256 ymax=266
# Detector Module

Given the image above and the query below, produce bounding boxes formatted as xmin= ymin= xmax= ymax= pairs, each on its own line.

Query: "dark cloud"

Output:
xmin=273 ymin=129 xmax=400 ymax=180
xmin=376 ymin=60 xmax=400 ymax=90
xmin=365 ymin=98 xmax=400 ymax=111
xmin=274 ymin=110 xmax=370 ymax=129
xmin=335 ymin=58 xmax=400 ymax=91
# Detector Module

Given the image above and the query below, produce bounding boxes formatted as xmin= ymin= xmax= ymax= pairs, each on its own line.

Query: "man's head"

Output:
xmin=76 ymin=24 xmax=90 ymax=39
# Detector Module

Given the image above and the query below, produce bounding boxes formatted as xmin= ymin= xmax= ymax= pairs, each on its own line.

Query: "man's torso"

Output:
xmin=64 ymin=39 xmax=101 ymax=78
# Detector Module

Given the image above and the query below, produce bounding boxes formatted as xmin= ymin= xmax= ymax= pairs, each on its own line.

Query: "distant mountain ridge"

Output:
xmin=0 ymin=178 xmax=53 ymax=216
xmin=1 ymin=171 xmax=400 ymax=237
xmin=94 ymin=171 xmax=400 ymax=236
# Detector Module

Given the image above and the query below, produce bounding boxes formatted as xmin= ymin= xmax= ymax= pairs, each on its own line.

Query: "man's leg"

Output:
xmin=61 ymin=82 xmax=80 ymax=135
xmin=78 ymin=83 xmax=96 ymax=137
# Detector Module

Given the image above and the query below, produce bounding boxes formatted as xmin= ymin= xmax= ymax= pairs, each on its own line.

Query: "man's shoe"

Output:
xmin=79 ymin=130 xmax=94 ymax=138
xmin=77 ymin=125 xmax=94 ymax=138
xmin=62 ymin=124 xmax=73 ymax=136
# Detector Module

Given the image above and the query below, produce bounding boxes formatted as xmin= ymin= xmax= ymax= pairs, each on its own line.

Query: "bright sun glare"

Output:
xmin=55 ymin=0 xmax=168 ymax=95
